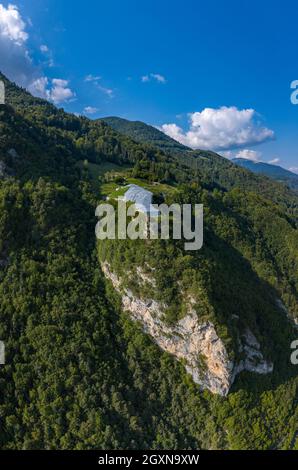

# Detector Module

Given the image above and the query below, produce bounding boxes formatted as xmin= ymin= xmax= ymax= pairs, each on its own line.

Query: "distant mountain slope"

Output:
xmin=101 ymin=116 xmax=189 ymax=153
xmin=232 ymin=158 xmax=298 ymax=191
xmin=99 ymin=115 xmax=298 ymax=221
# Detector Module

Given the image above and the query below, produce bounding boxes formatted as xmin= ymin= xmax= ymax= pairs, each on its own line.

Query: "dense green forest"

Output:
xmin=103 ymin=116 xmax=298 ymax=220
xmin=0 ymin=73 xmax=297 ymax=449
xmin=101 ymin=116 xmax=189 ymax=153
xmin=232 ymin=158 xmax=298 ymax=191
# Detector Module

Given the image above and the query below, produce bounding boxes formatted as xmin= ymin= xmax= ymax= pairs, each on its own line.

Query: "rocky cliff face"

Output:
xmin=276 ymin=298 xmax=298 ymax=327
xmin=0 ymin=161 xmax=6 ymax=178
xmin=101 ymin=262 xmax=273 ymax=396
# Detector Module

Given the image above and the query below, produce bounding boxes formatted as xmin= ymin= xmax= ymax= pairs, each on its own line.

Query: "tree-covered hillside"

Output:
xmin=0 ymin=73 xmax=298 ymax=450
xmin=100 ymin=116 xmax=298 ymax=221
xmin=232 ymin=158 xmax=298 ymax=191
xmin=101 ymin=116 xmax=189 ymax=153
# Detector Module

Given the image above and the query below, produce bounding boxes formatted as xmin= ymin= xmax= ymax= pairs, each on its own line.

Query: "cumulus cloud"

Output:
xmin=221 ymin=150 xmax=284 ymax=166
xmin=141 ymin=73 xmax=166 ymax=83
xmin=289 ymin=167 xmax=298 ymax=174
xmin=28 ymin=77 xmax=75 ymax=104
xmin=0 ymin=3 xmax=33 ymax=87
xmin=0 ymin=3 xmax=74 ymax=104
xmin=221 ymin=148 xmax=269 ymax=163
xmin=268 ymin=158 xmax=280 ymax=165
xmin=40 ymin=44 xmax=49 ymax=53
xmin=83 ymin=106 xmax=98 ymax=114
xmin=0 ymin=4 xmax=28 ymax=44
xmin=28 ymin=76 xmax=49 ymax=97
xmin=235 ymin=149 xmax=262 ymax=162
xmin=50 ymin=78 xmax=75 ymax=103
xmin=161 ymin=106 xmax=274 ymax=151
xmin=220 ymin=150 xmax=233 ymax=158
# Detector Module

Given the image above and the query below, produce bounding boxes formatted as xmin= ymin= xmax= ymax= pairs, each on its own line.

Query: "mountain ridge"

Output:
xmin=101 ymin=116 xmax=189 ymax=153
xmin=232 ymin=157 xmax=298 ymax=191
xmin=0 ymin=73 xmax=298 ymax=449
xmin=100 ymin=115 xmax=298 ymax=221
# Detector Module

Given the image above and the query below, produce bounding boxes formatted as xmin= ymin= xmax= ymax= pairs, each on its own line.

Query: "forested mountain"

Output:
xmin=232 ymin=158 xmax=298 ymax=191
xmin=0 ymin=73 xmax=298 ymax=450
xmin=101 ymin=116 xmax=189 ymax=153
xmin=101 ymin=116 xmax=298 ymax=219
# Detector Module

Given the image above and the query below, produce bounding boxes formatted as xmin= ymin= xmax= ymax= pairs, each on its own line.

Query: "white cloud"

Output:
xmin=85 ymin=74 xmax=114 ymax=97
xmin=96 ymin=84 xmax=113 ymax=97
xmin=28 ymin=76 xmax=49 ymax=98
xmin=235 ymin=149 xmax=262 ymax=162
xmin=0 ymin=4 xmax=75 ymax=104
xmin=141 ymin=73 xmax=167 ymax=84
xmin=39 ymin=44 xmax=54 ymax=67
xmin=85 ymin=74 xmax=101 ymax=82
xmin=50 ymin=78 xmax=75 ymax=103
xmin=268 ymin=158 xmax=280 ymax=165
xmin=161 ymin=106 xmax=274 ymax=151
xmin=0 ymin=4 xmax=28 ymax=44
xmin=222 ymin=150 xmax=284 ymax=166
xmin=40 ymin=44 xmax=49 ymax=53
xmin=220 ymin=151 xmax=233 ymax=158
xmin=84 ymin=106 xmax=98 ymax=114
xmin=28 ymin=77 xmax=75 ymax=104
xmin=151 ymin=73 xmax=166 ymax=83
xmin=289 ymin=167 xmax=298 ymax=174
xmin=0 ymin=3 xmax=33 ymax=86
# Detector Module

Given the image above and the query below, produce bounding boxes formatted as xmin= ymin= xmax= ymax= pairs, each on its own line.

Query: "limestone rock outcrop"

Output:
xmin=101 ymin=262 xmax=273 ymax=396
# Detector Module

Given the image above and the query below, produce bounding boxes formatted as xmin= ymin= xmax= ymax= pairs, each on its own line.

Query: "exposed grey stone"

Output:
xmin=7 ymin=148 xmax=19 ymax=159
xmin=101 ymin=262 xmax=273 ymax=396
xmin=276 ymin=298 xmax=298 ymax=327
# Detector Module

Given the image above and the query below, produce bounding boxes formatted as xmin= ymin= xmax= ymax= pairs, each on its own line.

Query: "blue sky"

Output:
xmin=0 ymin=0 xmax=297 ymax=171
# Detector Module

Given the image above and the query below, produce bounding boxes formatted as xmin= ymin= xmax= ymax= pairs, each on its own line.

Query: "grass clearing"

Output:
xmin=77 ymin=160 xmax=178 ymax=201
xmin=77 ymin=160 xmax=132 ymax=179
xmin=100 ymin=177 xmax=178 ymax=200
